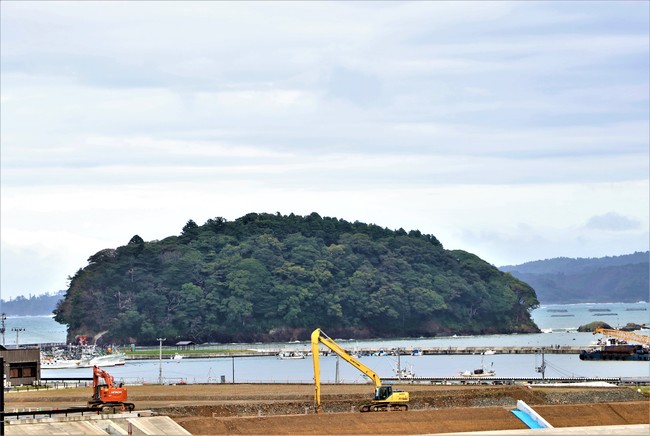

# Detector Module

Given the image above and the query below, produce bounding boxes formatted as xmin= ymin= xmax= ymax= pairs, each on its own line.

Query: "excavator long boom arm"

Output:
xmin=93 ymin=365 xmax=116 ymax=389
xmin=311 ymin=328 xmax=382 ymax=412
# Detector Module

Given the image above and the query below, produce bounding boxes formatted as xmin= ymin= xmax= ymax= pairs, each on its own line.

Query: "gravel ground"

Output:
xmin=4 ymin=383 xmax=648 ymax=434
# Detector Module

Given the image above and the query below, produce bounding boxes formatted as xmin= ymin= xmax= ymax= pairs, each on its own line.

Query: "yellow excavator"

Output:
xmin=311 ymin=328 xmax=409 ymax=413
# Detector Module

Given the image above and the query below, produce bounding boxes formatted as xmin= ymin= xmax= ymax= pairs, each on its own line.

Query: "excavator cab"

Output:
xmin=375 ymin=386 xmax=393 ymax=401
xmin=92 ymin=383 xmax=108 ymax=402
xmin=372 ymin=385 xmax=409 ymax=408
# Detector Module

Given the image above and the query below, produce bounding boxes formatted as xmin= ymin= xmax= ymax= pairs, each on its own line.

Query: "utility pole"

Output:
xmin=536 ymin=348 xmax=546 ymax=380
xmin=0 ymin=314 xmax=6 ymax=346
xmin=396 ymin=349 xmax=402 ymax=381
xmin=1 ymin=357 xmax=4 ymax=436
xmin=157 ymin=337 xmax=166 ymax=385
xmin=335 ymin=355 xmax=340 ymax=384
xmin=11 ymin=328 xmax=24 ymax=346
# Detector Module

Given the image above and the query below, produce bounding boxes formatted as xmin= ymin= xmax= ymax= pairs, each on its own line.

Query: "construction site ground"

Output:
xmin=4 ymin=383 xmax=649 ymax=435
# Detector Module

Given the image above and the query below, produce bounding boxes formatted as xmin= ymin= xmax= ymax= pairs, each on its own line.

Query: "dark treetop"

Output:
xmin=54 ymin=212 xmax=539 ymax=345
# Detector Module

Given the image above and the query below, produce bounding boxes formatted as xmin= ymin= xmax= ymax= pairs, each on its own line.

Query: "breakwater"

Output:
xmin=127 ymin=345 xmax=583 ymax=360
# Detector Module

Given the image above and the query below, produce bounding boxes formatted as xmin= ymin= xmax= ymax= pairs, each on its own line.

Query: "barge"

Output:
xmin=579 ymin=337 xmax=650 ymax=361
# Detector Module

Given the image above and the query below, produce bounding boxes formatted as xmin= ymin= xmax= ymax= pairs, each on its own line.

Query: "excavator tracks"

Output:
xmin=360 ymin=403 xmax=409 ymax=412
xmin=89 ymin=401 xmax=135 ymax=413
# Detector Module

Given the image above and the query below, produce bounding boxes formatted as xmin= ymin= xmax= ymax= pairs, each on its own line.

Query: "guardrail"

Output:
xmin=1 ymin=407 xmax=100 ymax=419
xmin=32 ymin=376 xmax=648 ymax=386
xmin=381 ymin=376 xmax=644 ymax=385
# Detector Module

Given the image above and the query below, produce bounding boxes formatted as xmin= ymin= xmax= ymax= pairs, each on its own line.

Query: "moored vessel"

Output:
xmin=81 ymin=353 xmax=126 ymax=367
xmin=460 ymin=366 xmax=496 ymax=377
xmin=41 ymin=357 xmax=82 ymax=369
xmin=460 ymin=355 xmax=496 ymax=377
xmin=277 ymin=350 xmax=306 ymax=359
xmin=579 ymin=329 xmax=650 ymax=361
xmin=579 ymin=341 xmax=649 ymax=361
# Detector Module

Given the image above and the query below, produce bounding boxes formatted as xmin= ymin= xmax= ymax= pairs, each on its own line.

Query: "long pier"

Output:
xmin=127 ymin=346 xmax=583 ymax=360
xmin=365 ymin=346 xmax=583 ymax=355
xmin=381 ymin=376 xmax=625 ymax=385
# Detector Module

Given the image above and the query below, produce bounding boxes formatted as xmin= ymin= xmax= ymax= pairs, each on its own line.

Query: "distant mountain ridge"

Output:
xmin=0 ymin=291 xmax=65 ymax=316
xmin=500 ymin=252 xmax=649 ymax=304
xmin=4 ymin=252 xmax=647 ymax=316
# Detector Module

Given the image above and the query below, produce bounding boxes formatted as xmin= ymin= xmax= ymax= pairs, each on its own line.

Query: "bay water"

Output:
xmin=3 ymin=302 xmax=648 ymax=384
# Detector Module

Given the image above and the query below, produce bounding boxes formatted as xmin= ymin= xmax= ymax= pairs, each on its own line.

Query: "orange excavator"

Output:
xmin=88 ymin=365 xmax=135 ymax=412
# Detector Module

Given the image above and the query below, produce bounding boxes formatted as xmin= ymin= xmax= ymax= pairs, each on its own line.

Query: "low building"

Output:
xmin=0 ymin=345 xmax=41 ymax=387
xmin=175 ymin=341 xmax=196 ymax=350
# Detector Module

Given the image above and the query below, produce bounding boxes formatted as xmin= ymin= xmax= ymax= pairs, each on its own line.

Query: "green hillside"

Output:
xmin=54 ymin=212 xmax=539 ymax=345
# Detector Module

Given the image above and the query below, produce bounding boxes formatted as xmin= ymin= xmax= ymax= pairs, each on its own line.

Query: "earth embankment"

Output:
xmin=5 ymin=383 xmax=649 ymax=434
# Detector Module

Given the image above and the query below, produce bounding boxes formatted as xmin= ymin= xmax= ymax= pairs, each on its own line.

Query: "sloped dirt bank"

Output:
xmin=175 ymin=402 xmax=649 ymax=435
xmin=151 ymin=383 xmax=645 ymax=417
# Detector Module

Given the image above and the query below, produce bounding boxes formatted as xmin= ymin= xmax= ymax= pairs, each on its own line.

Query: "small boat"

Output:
xmin=460 ymin=356 xmax=495 ymax=377
xmin=394 ymin=364 xmax=416 ymax=379
xmin=41 ymin=358 xmax=82 ymax=369
xmin=460 ymin=367 xmax=496 ymax=377
xmin=483 ymin=349 xmax=496 ymax=355
xmin=171 ymin=353 xmax=184 ymax=360
xmin=41 ymin=349 xmax=83 ymax=369
xmin=277 ymin=351 xmax=305 ymax=359
xmin=79 ymin=350 xmax=126 ymax=367
xmin=389 ymin=352 xmax=416 ymax=379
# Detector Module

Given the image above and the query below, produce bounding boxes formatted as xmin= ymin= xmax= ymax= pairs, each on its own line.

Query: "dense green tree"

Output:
xmin=53 ymin=212 xmax=539 ymax=344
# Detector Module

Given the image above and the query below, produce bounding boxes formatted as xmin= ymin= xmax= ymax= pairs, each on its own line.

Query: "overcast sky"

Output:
xmin=1 ymin=1 xmax=648 ymax=300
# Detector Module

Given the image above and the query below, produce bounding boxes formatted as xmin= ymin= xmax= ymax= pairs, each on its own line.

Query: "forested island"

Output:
xmin=53 ymin=213 xmax=539 ymax=345
xmin=500 ymin=252 xmax=649 ymax=304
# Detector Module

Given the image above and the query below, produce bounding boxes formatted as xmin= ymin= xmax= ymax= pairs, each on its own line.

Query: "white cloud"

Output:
xmin=1 ymin=1 xmax=648 ymax=299
xmin=585 ymin=212 xmax=641 ymax=231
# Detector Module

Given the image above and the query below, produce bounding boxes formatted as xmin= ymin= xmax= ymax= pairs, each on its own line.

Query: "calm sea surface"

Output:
xmin=3 ymin=302 xmax=648 ymax=383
